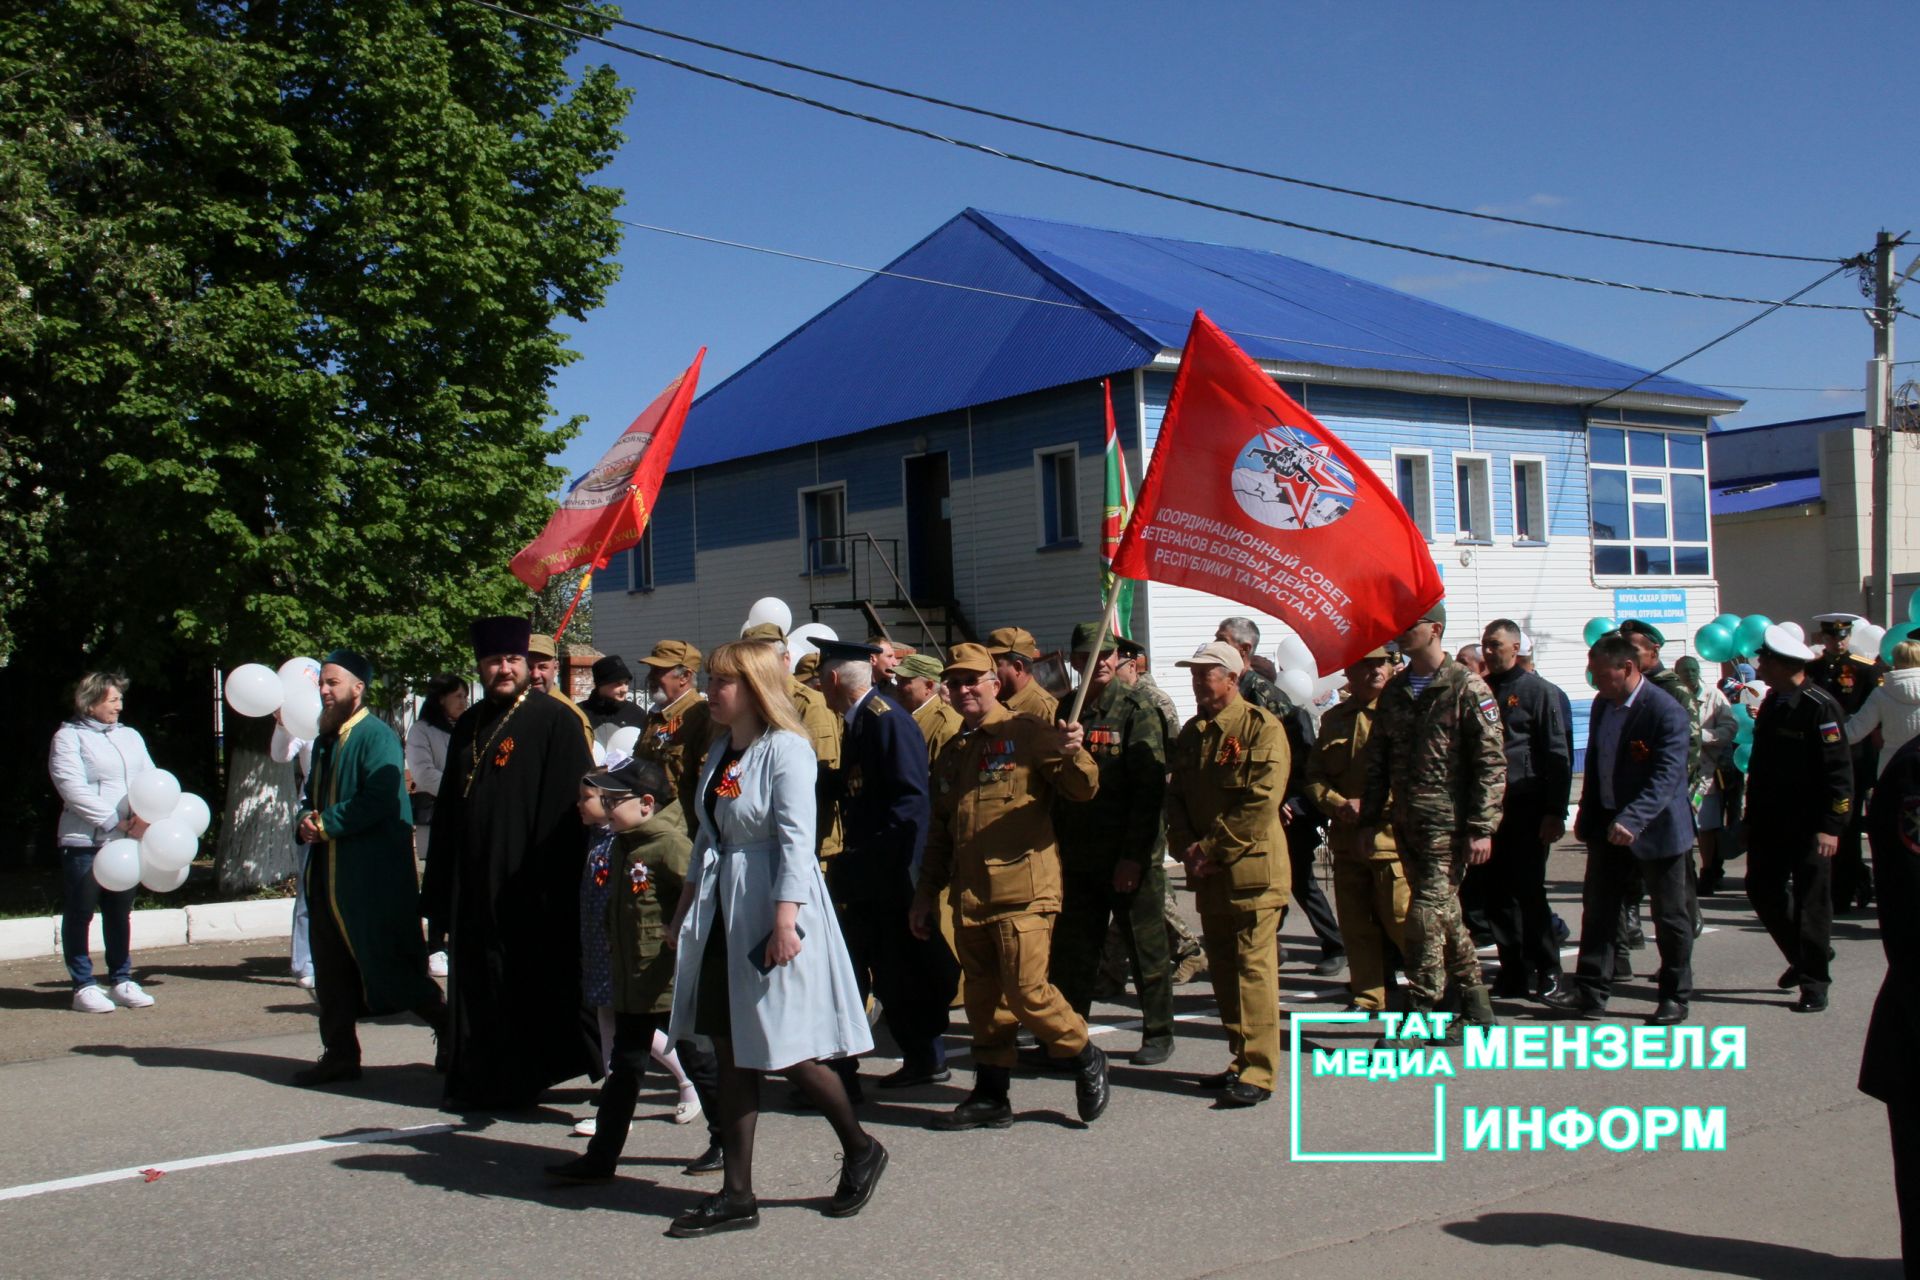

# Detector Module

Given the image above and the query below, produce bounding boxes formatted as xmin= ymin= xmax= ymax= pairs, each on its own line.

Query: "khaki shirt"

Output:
xmin=1304 ymin=697 xmax=1397 ymax=861
xmin=548 ymin=686 xmax=594 ymax=751
xmin=1167 ymin=695 xmax=1290 ymax=913
xmin=911 ymin=695 xmax=964 ymax=765
xmin=915 ymin=701 xmax=1098 ymax=925
xmin=635 ymin=689 xmax=715 ymax=839
xmin=1003 ymin=679 xmax=1059 ymax=723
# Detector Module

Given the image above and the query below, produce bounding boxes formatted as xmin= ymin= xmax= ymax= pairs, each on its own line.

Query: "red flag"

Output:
xmin=510 ymin=349 xmax=706 ymax=591
xmin=1110 ymin=312 xmax=1441 ymax=674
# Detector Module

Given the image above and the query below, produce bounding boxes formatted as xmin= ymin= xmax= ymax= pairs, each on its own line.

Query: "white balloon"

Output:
xmin=224 ymin=663 xmax=284 ymax=717
xmin=1739 ymin=680 xmax=1770 ymax=710
xmin=171 ymin=793 xmax=212 ymax=839
xmin=127 ymin=768 xmax=181 ymax=822
xmin=1275 ymin=635 xmax=1317 ymax=674
xmin=1313 ymin=672 xmax=1348 ymax=698
xmin=140 ymin=818 xmax=198 ymax=873
xmin=141 ymin=860 xmax=191 ymax=893
xmin=745 ymin=596 xmax=793 ymax=634
xmin=594 ymin=721 xmax=620 ymax=747
xmin=1781 ymin=621 xmax=1805 ymax=643
xmin=277 ymin=656 xmax=321 ymax=683
xmin=788 ymin=622 xmax=837 ymax=646
xmin=607 ymin=726 xmax=642 ymax=758
xmin=280 ymin=672 xmax=323 ymax=739
xmin=1854 ymin=623 xmax=1886 ymax=658
xmin=1275 ymin=667 xmax=1315 ymax=707
xmin=93 ymin=838 xmax=143 ymax=892
xmin=591 ymin=740 xmax=608 ymax=766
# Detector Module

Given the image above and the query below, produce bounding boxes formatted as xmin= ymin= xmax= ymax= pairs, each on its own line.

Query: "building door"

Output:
xmin=904 ymin=452 xmax=953 ymax=602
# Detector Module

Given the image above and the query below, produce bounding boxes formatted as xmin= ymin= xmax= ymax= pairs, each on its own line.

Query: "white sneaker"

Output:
xmin=428 ymin=951 xmax=449 ymax=978
xmin=72 ymin=985 xmax=116 ymax=1014
xmin=296 ymin=973 xmax=316 ymax=990
xmin=109 ymin=980 xmax=155 ymax=1009
xmin=571 ymin=1116 xmax=598 ymax=1137
xmin=674 ymin=1091 xmax=703 ymax=1125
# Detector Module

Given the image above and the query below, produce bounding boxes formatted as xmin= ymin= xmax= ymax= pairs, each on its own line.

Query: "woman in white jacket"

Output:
xmin=1849 ymin=640 xmax=1920 ymax=778
xmin=47 ymin=672 xmax=159 ymax=1014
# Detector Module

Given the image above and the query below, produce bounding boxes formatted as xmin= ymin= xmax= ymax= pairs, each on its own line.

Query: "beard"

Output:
xmin=488 ymin=671 xmax=532 ymax=704
xmin=319 ymin=698 xmax=358 ymax=736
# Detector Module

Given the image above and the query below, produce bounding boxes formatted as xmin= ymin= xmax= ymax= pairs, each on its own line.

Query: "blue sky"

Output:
xmin=545 ymin=0 xmax=1918 ymax=481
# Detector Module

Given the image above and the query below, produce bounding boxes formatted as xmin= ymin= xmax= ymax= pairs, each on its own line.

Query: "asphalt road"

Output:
xmin=0 ymin=849 xmax=1903 ymax=1279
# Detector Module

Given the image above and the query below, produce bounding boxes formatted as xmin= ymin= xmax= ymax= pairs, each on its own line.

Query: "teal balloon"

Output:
xmin=1583 ymin=616 xmax=1616 ymax=647
xmin=1733 ymin=742 xmax=1752 ymax=772
xmin=1694 ymin=623 xmax=1735 ymax=664
xmin=1712 ymin=612 xmax=1741 ymax=632
xmin=1733 ymin=614 xmax=1772 ymax=657
xmin=1910 ymin=594 xmax=1920 ymax=626
xmin=1885 ymin=623 xmax=1920 ymax=665
xmin=1735 ymin=719 xmax=1754 ymax=744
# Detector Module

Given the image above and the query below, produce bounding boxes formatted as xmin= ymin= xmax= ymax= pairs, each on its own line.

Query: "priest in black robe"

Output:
xmin=423 ymin=615 xmax=597 ymax=1109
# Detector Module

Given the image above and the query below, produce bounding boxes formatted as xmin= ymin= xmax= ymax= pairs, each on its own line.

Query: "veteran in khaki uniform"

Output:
xmin=743 ymin=622 xmax=844 ymax=863
xmin=633 ymin=639 xmax=714 ymax=840
xmin=986 ymin=626 xmax=1060 ymax=722
xmin=1304 ymin=647 xmax=1409 ymax=1013
xmin=1167 ymin=640 xmax=1290 ymax=1106
xmin=527 ymin=633 xmax=595 ymax=749
xmin=895 ymin=653 xmax=962 ymax=763
xmin=910 ymin=643 xmax=1110 ymax=1130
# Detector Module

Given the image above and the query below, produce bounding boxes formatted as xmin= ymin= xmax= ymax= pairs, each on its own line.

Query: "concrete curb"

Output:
xmin=0 ymin=897 xmax=293 ymax=962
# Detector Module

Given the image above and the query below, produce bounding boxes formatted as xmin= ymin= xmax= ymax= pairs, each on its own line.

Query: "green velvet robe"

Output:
xmin=301 ymin=707 xmax=439 ymax=1014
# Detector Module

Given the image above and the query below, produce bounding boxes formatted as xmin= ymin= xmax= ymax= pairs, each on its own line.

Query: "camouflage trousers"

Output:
xmin=1396 ymin=830 xmax=1484 ymax=1006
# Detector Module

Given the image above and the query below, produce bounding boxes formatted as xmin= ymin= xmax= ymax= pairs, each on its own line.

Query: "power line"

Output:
xmin=612 ymin=214 xmax=1837 ymax=396
xmin=460 ymin=0 xmax=1866 ymax=312
xmin=562 ymin=0 xmax=1840 ymax=266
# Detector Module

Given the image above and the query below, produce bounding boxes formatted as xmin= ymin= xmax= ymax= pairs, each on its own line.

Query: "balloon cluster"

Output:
xmin=95 ymin=768 xmax=211 ymax=894
xmin=736 ymin=597 xmax=839 ymax=674
xmin=1270 ymin=632 xmax=1344 ymax=706
xmin=1870 ymin=593 xmax=1920 ymax=663
xmin=1692 ymin=613 xmax=1777 ymax=664
xmin=225 ymin=657 xmax=325 ymax=739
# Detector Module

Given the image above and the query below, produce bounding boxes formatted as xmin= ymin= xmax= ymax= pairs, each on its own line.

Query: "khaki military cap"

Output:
xmin=741 ymin=622 xmax=786 ymax=644
xmin=639 ymin=639 xmax=702 ymax=672
xmin=1177 ymin=640 xmax=1246 ymax=675
xmin=984 ymin=626 xmax=1039 ymax=660
xmin=943 ymin=643 xmax=997 ymax=678
xmin=793 ymin=652 xmax=820 ymax=680
xmin=526 ymin=633 xmax=558 ymax=659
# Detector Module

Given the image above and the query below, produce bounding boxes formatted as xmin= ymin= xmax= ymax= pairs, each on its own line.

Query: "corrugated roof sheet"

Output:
xmin=672 ymin=208 xmax=1737 ymax=471
xmin=1712 ymin=475 xmax=1822 ymax=514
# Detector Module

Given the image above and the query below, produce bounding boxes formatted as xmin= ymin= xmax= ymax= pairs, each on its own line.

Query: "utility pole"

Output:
xmin=1869 ymin=231 xmax=1897 ymax=626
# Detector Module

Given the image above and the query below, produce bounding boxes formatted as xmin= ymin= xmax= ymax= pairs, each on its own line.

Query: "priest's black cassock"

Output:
xmin=423 ymin=683 xmax=597 ymax=1107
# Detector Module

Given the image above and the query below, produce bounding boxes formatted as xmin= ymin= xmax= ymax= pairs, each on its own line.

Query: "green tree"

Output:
xmin=0 ymin=0 xmax=631 ymax=883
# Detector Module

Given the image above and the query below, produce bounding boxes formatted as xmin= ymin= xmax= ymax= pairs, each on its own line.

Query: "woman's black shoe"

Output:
xmin=682 ymin=1143 xmax=725 ymax=1176
xmin=667 ymin=1192 xmax=760 ymax=1238
xmin=826 ymin=1138 xmax=888 ymax=1217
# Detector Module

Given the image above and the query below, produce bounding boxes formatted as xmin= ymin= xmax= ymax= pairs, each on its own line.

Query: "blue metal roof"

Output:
xmin=672 ymin=209 xmax=1738 ymax=471
xmin=1712 ymin=475 xmax=1822 ymax=514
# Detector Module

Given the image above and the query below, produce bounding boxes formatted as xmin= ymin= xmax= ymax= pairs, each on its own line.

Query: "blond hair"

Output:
xmin=1894 ymin=639 xmax=1920 ymax=671
xmin=708 ymin=639 xmax=807 ymax=738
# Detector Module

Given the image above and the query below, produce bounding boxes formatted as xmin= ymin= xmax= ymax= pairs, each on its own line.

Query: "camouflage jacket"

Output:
xmin=1645 ymin=664 xmax=1702 ymax=788
xmin=1358 ymin=653 xmax=1506 ymax=840
xmin=1054 ymin=678 xmax=1168 ymax=870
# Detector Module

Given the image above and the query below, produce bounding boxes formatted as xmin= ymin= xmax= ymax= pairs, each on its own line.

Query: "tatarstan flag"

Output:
xmin=510 ymin=349 xmax=706 ymax=591
xmin=1110 ymin=312 xmax=1441 ymax=675
xmin=1100 ymin=378 xmax=1137 ymax=639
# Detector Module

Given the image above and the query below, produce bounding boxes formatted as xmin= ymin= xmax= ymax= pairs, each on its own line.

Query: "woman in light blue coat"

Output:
xmin=665 ymin=639 xmax=886 ymax=1237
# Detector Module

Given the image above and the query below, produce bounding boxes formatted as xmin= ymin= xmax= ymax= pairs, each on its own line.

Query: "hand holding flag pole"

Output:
xmin=1064 ymin=578 xmax=1125 ymax=728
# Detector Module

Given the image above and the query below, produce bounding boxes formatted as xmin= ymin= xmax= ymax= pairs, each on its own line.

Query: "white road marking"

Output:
xmin=0 ymin=1123 xmax=459 ymax=1205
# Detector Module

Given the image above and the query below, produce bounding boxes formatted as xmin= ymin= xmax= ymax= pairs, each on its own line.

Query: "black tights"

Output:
xmin=714 ymin=1038 xmax=870 ymax=1200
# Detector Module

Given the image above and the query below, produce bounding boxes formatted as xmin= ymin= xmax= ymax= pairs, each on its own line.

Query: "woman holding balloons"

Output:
xmin=47 ymin=672 xmax=160 ymax=1013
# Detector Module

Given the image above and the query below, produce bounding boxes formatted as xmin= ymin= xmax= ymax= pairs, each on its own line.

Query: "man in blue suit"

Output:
xmin=818 ymin=639 xmax=958 ymax=1090
xmin=1546 ymin=632 xmax=1696 ymax=1026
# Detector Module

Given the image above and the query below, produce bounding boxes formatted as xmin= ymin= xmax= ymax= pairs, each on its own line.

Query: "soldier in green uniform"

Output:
xmin=634 ymin=639 xmax=714 ymax=840
xmin=1809 ymin=612 xmax=1885 ymax=912
xmin=1167 ymin=640 xmax=1290 ymax=1106
xmin=986 ymin=626 xmax=1060 ymax=722
xmin=1359 ymin=601 xmax=1506 ymax=1044
xmin=1051 ymin=621 xmax=1174 ymax=1065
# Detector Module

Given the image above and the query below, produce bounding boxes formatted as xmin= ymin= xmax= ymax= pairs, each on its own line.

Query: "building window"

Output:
xmin=627 ymin=526 xmax=655 ymax=592
xmin=1454 ymin=454 xmax=1492 ymax=542
xmin=1588 ymin=425 xmax=1710 ymax=578
xmin=1035 ymin=445 xmax=1079 ymax=547
xmin=1392 ymin=449 xmax=1434 ymax=540
xmin=1512 ymin=457 xmax=1547 ymax=543
xmin=800 ymin=484 xmax=846 ymax=573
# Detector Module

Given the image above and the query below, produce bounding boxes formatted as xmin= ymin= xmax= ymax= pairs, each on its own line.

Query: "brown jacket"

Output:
xmin=1304 ymin=696 xmax=1398 ymax=861
xmin=1002 ymin=678 xmax=1059 ymax=723
xmin=790 ymin=675 xmax=844 ymax=860
xmin=915 ymin=701 xmax=1097 ymax=925
xmin=912 ymin=695 xmax=964 ymax=764
xmin=1167 ymin=695 xmax=1290 ymax=913
xmin=635 ymin=689 xmax=716 ymax=840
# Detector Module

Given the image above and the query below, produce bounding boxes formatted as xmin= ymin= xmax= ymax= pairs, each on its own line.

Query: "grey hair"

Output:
xmin=1218 ymin=616 xmax=1260 ymax=648
xmin=72 ymin=671 xmax=129 ymax=717
xmin=821 ymin=655 xmax=874 ymax=692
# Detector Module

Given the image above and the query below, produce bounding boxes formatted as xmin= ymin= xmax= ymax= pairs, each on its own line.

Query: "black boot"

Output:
xmin=826 ymin=1138 xmax=888 ymax=1217
xmin=934 ymin=1066 xmax=1013 ymax=1130
xmin=292 ymin=1055 xmax=362 ymax=1087
xmin=1073 ymin=1044 xmax=1110 ymax=1124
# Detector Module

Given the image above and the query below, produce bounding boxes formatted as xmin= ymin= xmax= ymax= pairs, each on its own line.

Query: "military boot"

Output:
xmin=1445 ymin=984 xmax=1498 ymax=1046
xmin=935 ymin=1066 xmax=1013 ymax=1131
xmin=1072 ymin=1044 xmax=1111 ymax=1123
xmin=1375 ymin=1000 xmax=1437 ymax=1051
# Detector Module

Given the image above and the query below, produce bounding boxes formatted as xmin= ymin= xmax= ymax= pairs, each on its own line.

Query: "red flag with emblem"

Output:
xmin=1110 ymin=312 xmax=1441 ymax=674
xmin=510 ymin=348 xmax=706 ymax=591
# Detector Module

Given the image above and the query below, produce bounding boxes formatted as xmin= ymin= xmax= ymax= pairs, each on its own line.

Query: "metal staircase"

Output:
xmin=805 ymin=533 xmax=972 ymax=659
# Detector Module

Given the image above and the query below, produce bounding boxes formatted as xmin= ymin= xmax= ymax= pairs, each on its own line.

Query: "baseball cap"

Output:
xmin=1176 ymin=640 xmax=1246 ymax=676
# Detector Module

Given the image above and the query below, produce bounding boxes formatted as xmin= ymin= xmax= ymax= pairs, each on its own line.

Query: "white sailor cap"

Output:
xmin=1812 ymin=612 xmax=1865 ymax=629
xmin=1516 ymin=631 xmax=1534 ymax=657
xmin=1760 ymin=623 xmax=1815 ymax=663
